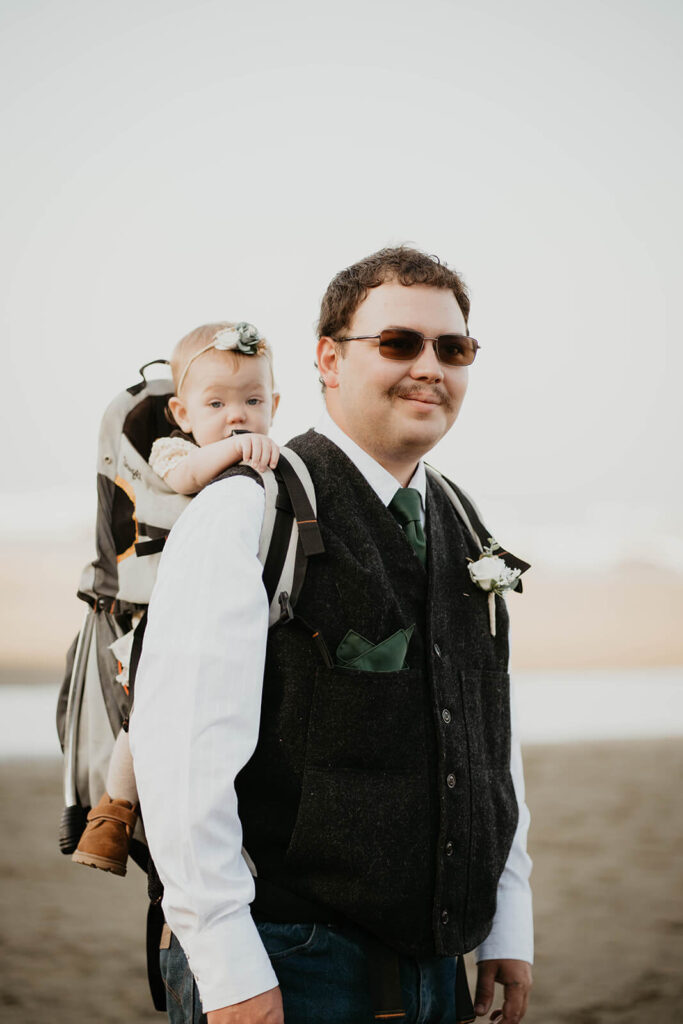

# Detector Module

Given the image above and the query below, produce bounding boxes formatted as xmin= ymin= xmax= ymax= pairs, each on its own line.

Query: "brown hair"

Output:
xmin=170 ymin=322 xmax=275 ymax=393
xmin=317 ymin=246 xmax=470 ymax=339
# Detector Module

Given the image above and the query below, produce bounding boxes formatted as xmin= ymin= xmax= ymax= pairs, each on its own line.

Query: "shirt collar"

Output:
xmin=315 ymin=408 xmax=427 ymax=511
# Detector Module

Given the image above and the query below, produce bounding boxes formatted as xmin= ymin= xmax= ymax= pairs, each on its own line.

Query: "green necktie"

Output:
xmin=389 ymin=488 xmax=427 ymax=568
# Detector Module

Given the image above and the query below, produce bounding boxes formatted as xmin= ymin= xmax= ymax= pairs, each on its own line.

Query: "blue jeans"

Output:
xmin=159 ymin=921 xmax=467 ymax=1024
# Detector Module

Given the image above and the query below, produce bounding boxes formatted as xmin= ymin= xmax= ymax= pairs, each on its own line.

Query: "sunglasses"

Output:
xmin=339 ymin=328 xmax=480 ymax=366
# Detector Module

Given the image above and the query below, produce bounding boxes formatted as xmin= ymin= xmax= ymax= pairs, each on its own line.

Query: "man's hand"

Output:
xmin=474 ymin=959 xmax=532 ymax=1024
xmin=207 ymin=985 xmax=283 ymax=1024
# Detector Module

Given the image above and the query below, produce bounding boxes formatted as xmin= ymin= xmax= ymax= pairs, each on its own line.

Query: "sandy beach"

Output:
xmin=2 ymin=539 xmax=682 ymax=1024
xmin=1 ymin=739 xmax=681 ymax=1023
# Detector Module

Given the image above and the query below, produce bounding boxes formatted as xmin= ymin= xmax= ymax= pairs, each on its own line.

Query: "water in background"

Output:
xmin=1 ymin=667 xmax=683 ymax=760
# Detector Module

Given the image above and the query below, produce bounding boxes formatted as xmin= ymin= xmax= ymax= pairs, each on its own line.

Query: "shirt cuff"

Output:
xmin=474 ymin=883 xmax=534 ymax=965
xmin=182 ymin=906 xmax=278 ymax=1012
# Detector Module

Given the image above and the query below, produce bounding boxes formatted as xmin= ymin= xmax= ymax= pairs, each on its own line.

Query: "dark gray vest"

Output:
xmin=234 ymin=430 xmax=518 ymax=958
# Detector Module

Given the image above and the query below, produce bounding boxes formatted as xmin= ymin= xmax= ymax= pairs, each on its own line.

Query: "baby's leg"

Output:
xmin=106 ymin=729 xmax=139 ymax=806
xmin=73 ymin=729 xmax=139 ymax=874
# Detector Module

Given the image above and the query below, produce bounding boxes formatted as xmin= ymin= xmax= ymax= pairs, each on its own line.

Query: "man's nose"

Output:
xmin=410 ymin=339 xmax=444 ymax=381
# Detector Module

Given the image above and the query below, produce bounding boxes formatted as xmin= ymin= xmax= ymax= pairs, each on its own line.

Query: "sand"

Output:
xmin=517 ymin=739 xmax=683 ymax=1024
xmin=1 ymin=740 xmax=682 ymax=1023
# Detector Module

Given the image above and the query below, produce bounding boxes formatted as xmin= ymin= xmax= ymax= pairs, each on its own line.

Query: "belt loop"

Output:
xmin=365 ymin=935 xmax=405 ymax=1020
xmin=455 ymin=954 xmax=475 ymax=1024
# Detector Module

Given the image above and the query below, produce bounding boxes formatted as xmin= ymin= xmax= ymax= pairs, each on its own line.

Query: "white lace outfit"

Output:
xmin=149 ymin=435 xmax=197 ymax=480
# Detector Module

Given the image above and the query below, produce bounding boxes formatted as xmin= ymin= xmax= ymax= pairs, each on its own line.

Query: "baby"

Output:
xmin=73 ymin=321 xmax=279 ymax=875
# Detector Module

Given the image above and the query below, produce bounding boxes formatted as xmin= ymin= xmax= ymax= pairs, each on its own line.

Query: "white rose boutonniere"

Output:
xmin=468 ymin=540 xmax=524 ymax=636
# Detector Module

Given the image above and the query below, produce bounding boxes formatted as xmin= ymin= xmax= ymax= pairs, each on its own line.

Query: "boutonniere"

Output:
xmin=467 ymin=540 xmax=530 ymax=636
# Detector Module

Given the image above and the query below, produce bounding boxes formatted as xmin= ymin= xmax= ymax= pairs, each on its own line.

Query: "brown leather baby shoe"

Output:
xmin=72 ymin=792 xmax=138 ymax=877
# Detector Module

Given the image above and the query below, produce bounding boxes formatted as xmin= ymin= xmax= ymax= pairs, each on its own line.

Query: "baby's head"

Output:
xmin=168 ymin=322 xmax=279 ymax=446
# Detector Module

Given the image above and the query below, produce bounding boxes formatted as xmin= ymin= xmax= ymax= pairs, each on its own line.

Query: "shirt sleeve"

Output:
xmin=149 ymin=435 xmax=198 ymax=480
xmin=129 ymin=475 xmax=278 ymax=1011
xmin=474 ymin=676 xmax=534 ymax=964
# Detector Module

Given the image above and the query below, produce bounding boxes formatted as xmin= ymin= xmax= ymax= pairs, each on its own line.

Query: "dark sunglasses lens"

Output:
xmin=378 ymin=329 xmax=423 ymax=360
xmin=437 ymin=335 xmax=478 ymax=366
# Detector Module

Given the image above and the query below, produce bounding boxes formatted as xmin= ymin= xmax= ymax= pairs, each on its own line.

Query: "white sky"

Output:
xmin=2 ymin=0 xmax=682 ymax=569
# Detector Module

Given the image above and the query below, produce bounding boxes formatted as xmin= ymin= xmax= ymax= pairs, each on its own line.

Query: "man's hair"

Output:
xmin=170 ymin=322 xmax=275 ymax=393
xmin=317 ymin=246 xmax=470 ymax=340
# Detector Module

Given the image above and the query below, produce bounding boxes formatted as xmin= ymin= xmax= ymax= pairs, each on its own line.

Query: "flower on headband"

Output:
xmin=213 ymin=322 xmax=261 ymax=356
xmin=467 ymin=540 xmax=523 ymax=596
xmin=176 ymin=321 xmax=264 ymax=394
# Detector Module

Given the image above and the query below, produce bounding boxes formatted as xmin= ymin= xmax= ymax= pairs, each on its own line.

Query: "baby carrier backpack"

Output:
xmin=56 ymin=359 xmax=325 ymax=869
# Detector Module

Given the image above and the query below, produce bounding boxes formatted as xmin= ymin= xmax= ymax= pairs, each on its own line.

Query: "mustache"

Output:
xmin=387 ymin=382 xmax=454 ymax=412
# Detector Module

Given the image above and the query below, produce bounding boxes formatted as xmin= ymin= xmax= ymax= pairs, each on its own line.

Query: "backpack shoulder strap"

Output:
xmin=425 ymin=464 xmax=487 ymax=552
xmin=258 ymin=447 xmax=325 ymax=627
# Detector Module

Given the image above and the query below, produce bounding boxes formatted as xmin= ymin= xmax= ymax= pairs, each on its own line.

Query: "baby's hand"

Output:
xmin=234 ymin=433 xmax=280 ymax=472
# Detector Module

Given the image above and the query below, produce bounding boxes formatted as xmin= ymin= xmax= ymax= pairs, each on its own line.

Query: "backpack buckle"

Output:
xmin=277 ymin=591 xmax=294 ymax=623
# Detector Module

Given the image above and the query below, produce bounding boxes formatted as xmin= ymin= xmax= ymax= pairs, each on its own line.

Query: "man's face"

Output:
xmin=321 ymin=281 xmax=469 ymax=466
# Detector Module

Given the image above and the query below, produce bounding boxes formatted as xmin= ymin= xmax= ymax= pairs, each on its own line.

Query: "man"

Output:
xmin=131 ymin=247 xmax=533 ymax=1024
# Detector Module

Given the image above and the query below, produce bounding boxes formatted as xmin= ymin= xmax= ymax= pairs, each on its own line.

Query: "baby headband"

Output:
xmin=177 ymin=322 xmax=264 ymax=394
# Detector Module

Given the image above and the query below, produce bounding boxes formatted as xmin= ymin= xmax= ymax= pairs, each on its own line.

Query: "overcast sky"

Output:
xmin=2 ymin=0 xmax=682 ymax=569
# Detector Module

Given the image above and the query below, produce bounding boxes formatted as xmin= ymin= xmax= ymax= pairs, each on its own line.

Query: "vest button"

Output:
xmin=433 ymin=642 xmax=442 ymax=657
xmin=446 ymin=772 xmax=456 ymax=789
xmin=441 ymin=909 xmax=450 ymax=925
xmin=441 ymin=708 xmax=452 ymax=724
xmin=445 ymin=840 xmax=454 ymax=856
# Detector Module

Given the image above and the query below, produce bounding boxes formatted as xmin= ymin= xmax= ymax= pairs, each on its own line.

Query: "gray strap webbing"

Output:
xmin=257 ymin=447 xmax=323 ymax=627
xmin=425 ymin=465 xmax=484 ymax=553
xmin=258 ymin=466 xmax=280 ymax=566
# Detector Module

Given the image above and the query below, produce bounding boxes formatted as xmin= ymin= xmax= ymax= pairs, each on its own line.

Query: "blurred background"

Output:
xmin=1 ymin=1 xmax=681 ymax=1021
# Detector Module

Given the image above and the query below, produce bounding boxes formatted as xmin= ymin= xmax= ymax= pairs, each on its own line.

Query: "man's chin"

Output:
xmin=392 ymin=413 xmax=449 ymax=455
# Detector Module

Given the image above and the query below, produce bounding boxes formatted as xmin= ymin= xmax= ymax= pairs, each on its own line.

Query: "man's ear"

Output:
xmin=270 ymin=392 xmax=281 ymax=421
xmin=168 ymin=396 xmax=192 ymax=434
xmin=316 ymin=336 xmax=342 ymax=389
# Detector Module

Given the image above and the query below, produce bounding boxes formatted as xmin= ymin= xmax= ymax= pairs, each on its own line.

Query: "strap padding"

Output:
xmin=256 ymin=448 xmax=325 ymax=627
xmin=276 ymin=450 xmax=324 ymax=556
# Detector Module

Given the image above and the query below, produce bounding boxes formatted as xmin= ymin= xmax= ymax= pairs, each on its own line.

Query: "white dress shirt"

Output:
xmin=130 ymin=413 xmax=533 ymax=1013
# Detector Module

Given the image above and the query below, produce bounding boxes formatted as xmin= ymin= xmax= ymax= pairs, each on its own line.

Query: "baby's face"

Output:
xmin=175 ymin=349 xmax=278 ymax=446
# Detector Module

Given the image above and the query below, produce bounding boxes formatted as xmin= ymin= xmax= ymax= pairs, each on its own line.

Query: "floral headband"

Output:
xmin=176 ymin=322 xmax=264 ymax=394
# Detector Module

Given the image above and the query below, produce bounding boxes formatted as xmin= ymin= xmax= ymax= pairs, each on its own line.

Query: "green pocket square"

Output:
xmin=335 ymin=625 xmax=415 ymax=672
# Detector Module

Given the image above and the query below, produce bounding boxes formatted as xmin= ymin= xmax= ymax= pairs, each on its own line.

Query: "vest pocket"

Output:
xmin=283 ymin=764 xmax=431 ymax=923
xmin=304 ymin=664 xmax=425 ymax=772
xmin=458 ymin=668 xmax=518 ymax=943
xmin=281 ymin=665 xmax=432 ymax=931
xmin=460 ymin=669 xmax=512 ymax=770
